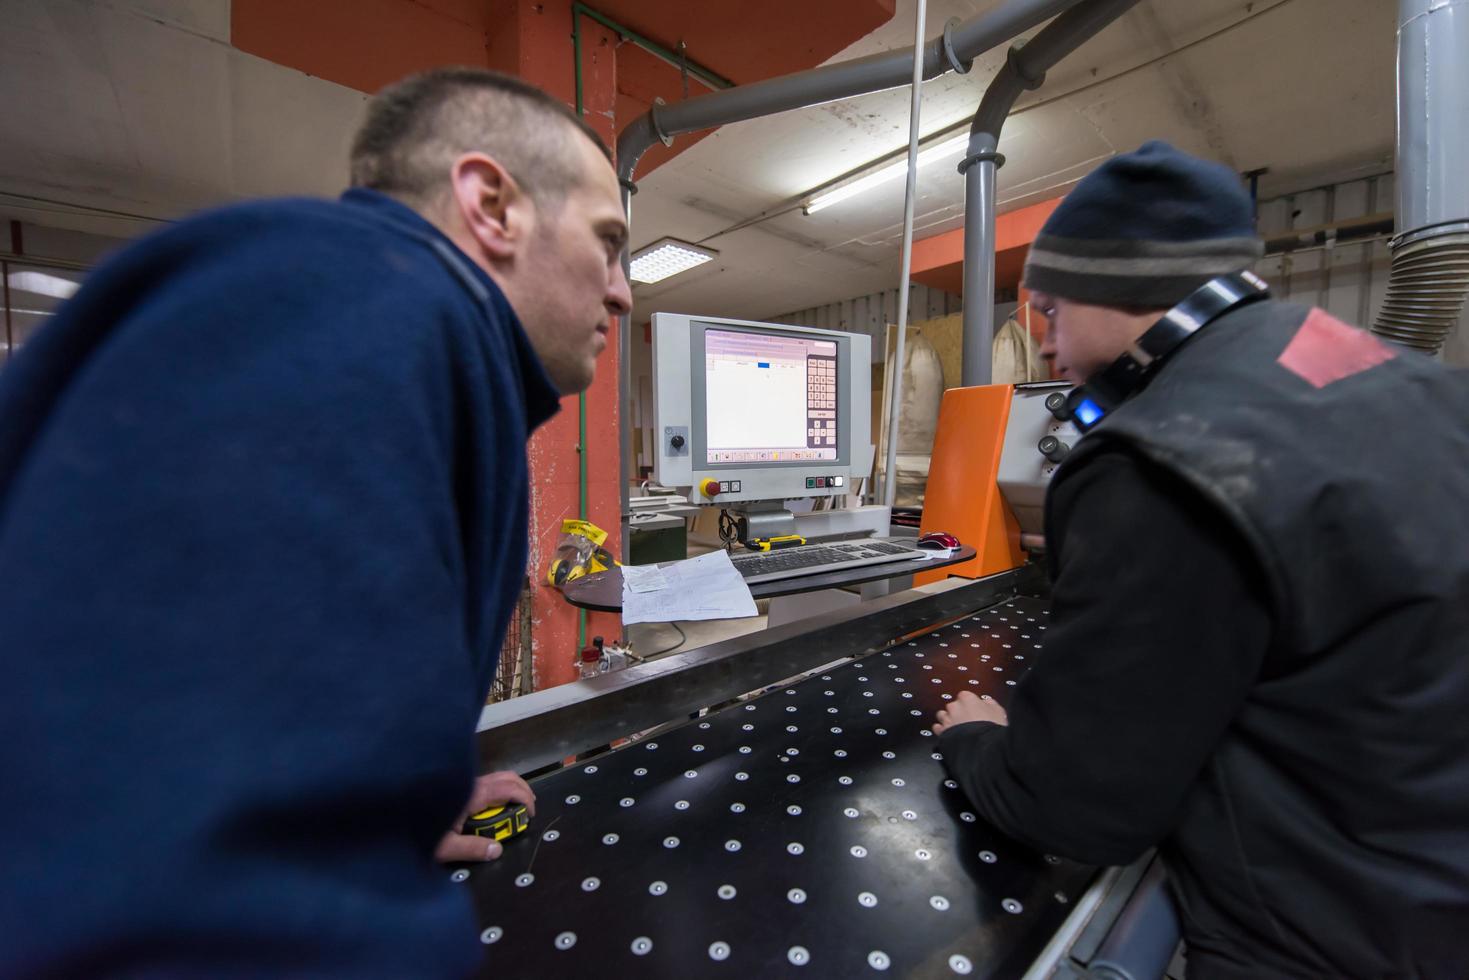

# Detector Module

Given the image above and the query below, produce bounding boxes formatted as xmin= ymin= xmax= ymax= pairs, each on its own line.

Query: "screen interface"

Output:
xmin=704 ymin=328 xmax=838 ymax=465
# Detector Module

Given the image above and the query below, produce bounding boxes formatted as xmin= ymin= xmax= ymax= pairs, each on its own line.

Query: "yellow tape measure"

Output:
xmin=748 ymin=534 xmax=806 ymax=552
xmin=464 ymin=802 xmax=531 ymax=843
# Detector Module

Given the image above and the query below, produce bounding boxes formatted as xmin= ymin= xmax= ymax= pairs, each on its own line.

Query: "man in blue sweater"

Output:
xmin=0 ymin=68 xmax=631 ymax=976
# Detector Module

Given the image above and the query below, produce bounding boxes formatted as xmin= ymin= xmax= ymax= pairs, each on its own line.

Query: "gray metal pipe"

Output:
xmin=614 ymin=0 xmax=1083 ymax=183
xmin=959 ymin=0 xmax=1143 ymax=386
xmin=1371 ymin=0 xmax=1469 ymax=355
xmin=612 ymin=0 xmax=1091 ymax=541
xmin=961 ymin=159 xmax=1000 ymax=387
xmin=617 ymin=185 xmax=634 ymax=534
xmin=1393 ymin=0 xmax=1469 ymax=234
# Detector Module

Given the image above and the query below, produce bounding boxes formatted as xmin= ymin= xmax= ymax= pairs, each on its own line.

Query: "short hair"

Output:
xmin=349 ymin=67 xmax=612 ymax=209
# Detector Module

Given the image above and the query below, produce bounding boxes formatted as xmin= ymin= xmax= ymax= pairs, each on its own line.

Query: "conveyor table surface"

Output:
xmin=464 ymin=595 xmax=1093 ymax=978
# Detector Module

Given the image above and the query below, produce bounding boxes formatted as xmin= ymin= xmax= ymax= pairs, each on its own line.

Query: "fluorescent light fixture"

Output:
xmin=804 ymin=133 xmax=970 ymax=214
xmin=8 ymin=270 xmax=80 ymax=300
xmin=629 ymin=237 xmax=718 ymax=285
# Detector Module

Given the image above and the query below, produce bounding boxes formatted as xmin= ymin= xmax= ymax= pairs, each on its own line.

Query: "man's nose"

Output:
xmin=606 ymin=262 xmax=633 ymax=316
xmin=1039 ymin=321 xmax=1057 ymax=357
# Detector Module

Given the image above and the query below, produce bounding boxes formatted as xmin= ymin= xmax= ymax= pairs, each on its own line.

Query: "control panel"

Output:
xmin=697 ymin=478 xmax=746 ymax=499
xmin=997 ymin=382 xmax=1081 ymax=534
xmin=697 ymin=475 xmax=846 ymax=500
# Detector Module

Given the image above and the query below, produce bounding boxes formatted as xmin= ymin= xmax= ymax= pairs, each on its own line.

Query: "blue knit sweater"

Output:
xmin=0 ymin=190 xmax=560 ymax=976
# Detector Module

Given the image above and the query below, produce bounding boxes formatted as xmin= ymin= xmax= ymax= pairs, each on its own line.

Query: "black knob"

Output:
xmin=670 ymin=434 xmax=685 ymax=450
xmin=1038 ymin=436 xmax=1071 ymax=463
xmin=1044 ymin=392 xmax=1071 ymax=421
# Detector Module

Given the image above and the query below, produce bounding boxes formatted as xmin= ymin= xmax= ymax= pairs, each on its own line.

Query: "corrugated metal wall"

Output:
xmin=771 ymin=173 xmax=1398 ymax=349
xmin=770 ymin=283 xmax=962 ymax=363
xmin=1254 ymin=173 xmax=1395 ymax=326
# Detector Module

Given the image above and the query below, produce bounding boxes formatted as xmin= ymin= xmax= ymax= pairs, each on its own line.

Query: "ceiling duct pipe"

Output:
xmin=958 ymin=0 xmax=1142 ymax=386
xmin=1371 ymin=0 xmax=1469 ymax=355
xmin=611 ymin=0 xmax=1090 ymax=526
xmin=615 ymin=0 xmax=1086 ymax=185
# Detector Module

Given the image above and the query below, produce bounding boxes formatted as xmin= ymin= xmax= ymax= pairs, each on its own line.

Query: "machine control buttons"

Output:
xmin=670 ymin=434 xmax=685 ymax=449
xmin=1037 ymin=436 xmax=1071 ymax=463
xmin=1044 ymin=391 xmax=1071 ymax=421
xmin=700 ymin=478 xmax=721 ymax=498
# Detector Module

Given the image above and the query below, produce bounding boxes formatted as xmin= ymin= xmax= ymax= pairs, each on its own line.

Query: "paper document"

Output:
xmin=621 ymin=563 xmax=670 ymax=594
xmin=622 ymin=550 xmax=759 ymax=626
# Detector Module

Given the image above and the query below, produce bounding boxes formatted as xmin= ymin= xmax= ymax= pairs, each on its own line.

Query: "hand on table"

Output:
xmin=435 ymin=770 xmax=537 ymax=863
xmin=933 ymin=690 xmax=1009 ymax=736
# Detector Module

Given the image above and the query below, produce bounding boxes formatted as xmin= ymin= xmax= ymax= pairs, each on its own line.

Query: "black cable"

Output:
xmin=718 ymin=509 xmax=741 ymax=552
xmin=647 ymin=622 xmax=687 ymax=657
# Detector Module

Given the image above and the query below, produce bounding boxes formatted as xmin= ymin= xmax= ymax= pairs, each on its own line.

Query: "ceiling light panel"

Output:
xmin=7 ymin=270 xmax=81 ymax=300
xmin=629 ymin=238 xmax=718 ymax=284
xmin=805 ymin=133 xmax=969 ymax=214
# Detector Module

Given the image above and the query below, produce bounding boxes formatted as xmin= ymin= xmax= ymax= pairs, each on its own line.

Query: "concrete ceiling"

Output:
xmin=0 ymin=0 xmax=1395 ymax=324
xmin=0 ymin=0 xmax=367 ymax=241
xmin=628 ymin=0 xmax=1396 ymax=323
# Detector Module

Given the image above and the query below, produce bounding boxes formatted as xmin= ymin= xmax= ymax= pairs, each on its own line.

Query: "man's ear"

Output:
xmin=450 ymin=152 xmax=532 ymax=262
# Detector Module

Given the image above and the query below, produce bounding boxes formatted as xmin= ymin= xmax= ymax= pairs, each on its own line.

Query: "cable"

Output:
xmin=718 ymin=509 xmax=742 ymax=552
xmin=647 ymin=622 xmax=687 ymax=657
xmin=881 ymin=0 xmax=928 ymax=510
xmin=0 ymin=190 xmax=169 ymax=226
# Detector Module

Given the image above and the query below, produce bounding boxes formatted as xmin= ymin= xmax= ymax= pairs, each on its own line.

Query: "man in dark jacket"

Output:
xmin=0 ymin=69 xmax=630 ymax=976
xmin=933 ymin=141 xmax=1469 ymax=978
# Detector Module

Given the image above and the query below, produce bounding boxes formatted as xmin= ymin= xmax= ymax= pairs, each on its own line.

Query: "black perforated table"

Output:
xmin=460 ymin=595 xmax=1093 ymax=978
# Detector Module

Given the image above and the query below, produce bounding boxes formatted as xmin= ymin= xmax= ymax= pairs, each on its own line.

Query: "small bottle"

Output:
xmin=578 ymin=637 xmax=605 ymax=679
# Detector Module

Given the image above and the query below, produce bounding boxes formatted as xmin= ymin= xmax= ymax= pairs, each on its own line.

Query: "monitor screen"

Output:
xmin=704 ymin=328 xmax=838 ymax=466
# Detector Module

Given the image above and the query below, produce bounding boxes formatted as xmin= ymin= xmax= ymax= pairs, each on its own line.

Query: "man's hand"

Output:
xmin=933 ymin=691 xmax=1009 ymax=735
xmin=435 ymin=771 xmax=537 ymax=863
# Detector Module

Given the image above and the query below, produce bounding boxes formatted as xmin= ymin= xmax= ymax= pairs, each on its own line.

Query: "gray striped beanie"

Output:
xmin=1022 ymin=141 xmax=1263 ymax=309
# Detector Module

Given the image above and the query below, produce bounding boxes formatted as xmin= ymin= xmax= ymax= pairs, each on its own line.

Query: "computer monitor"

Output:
xmin=652 ymin=314 xmax=871 ymax=505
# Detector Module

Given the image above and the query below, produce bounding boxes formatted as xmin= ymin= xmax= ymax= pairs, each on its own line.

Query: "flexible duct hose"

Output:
xmin=1370 ymin=222 xmax=1469 ymax=355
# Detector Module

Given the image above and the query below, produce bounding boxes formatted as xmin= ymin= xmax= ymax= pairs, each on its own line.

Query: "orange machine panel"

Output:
xmin=915 ymin=385 xmax=1026 ymax=585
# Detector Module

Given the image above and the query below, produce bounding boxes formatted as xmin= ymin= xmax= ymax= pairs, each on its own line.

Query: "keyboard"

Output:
xmin=728 ymin=538 xmax=929 ymax=585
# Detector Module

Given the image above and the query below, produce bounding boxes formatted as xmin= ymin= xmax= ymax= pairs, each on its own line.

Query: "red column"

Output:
xmin=521 ymin=9 xmax=623 ymax=690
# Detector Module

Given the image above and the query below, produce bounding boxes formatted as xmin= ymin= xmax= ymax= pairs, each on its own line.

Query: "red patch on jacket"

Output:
xmin=1277 ymin=308 xmax=1397 ymax=388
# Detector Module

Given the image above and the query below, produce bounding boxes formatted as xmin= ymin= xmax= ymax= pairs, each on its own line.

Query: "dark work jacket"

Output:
xmin=0 ymin=190 xmax=560 ymax=976
xmin=1058 ymin=301 xmax=1469 ymax=977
